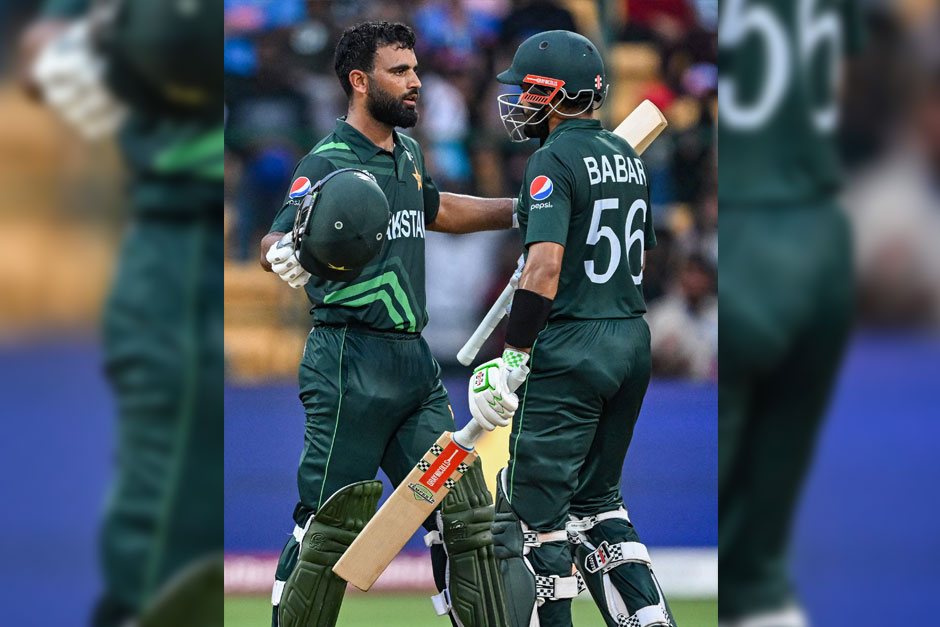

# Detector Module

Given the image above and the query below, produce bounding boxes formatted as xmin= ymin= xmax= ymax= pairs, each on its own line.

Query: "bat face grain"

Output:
xmin=332 ymin=432 xmax=478 ymax=590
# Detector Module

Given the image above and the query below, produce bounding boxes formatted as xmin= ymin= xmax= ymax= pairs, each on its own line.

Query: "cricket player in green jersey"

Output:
xmin=471 ymin=30 xmax=674 ymax=627
xmin=259 ymin=22 xmax=515 ymax=627
xmin=719 ymin=1 xmax=864 ymax=625
xmin=20 ymin=1 xmax=223 ymax=626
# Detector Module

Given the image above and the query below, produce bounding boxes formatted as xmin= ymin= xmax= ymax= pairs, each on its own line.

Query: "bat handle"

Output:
xmin=453 ymin=420 xmax=485 ymax=450
xmin=457 ymin=281 xmax=517 ymax=366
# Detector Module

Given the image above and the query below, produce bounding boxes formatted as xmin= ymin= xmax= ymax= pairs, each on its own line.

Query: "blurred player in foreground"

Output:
xmin=718 ymin=1 xmax=863 ymax=625
xmin=259 ymin=21 xmax=519 ymax=627
xmin=474 ymin=30 xmax=675 ymax=627
xmin=19 ymin=0 xmax=223 ymax=625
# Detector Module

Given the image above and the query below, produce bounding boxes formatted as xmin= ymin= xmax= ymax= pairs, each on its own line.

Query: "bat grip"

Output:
xmin=453 ymin=420 xmax=485 ymax=450
xmin=457 ymin=281 xmax=517 ymax=366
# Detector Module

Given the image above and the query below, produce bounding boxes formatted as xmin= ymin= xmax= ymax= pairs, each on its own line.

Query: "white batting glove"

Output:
xmin=266 ymin=233 xmax=311 ymax=289
xmin=468 ymin=349 xmax=530 ymax=431
xmin=32 ymin=19 xmax=126 ymax=140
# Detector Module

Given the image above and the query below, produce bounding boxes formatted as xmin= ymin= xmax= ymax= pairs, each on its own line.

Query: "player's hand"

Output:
xmin=468 ymin=350 xmax=529 ymax=431
xmin=266 ymin=233 xmax=311 ymax=288
xmin=30 ymin=19 xmax=126 ymax=140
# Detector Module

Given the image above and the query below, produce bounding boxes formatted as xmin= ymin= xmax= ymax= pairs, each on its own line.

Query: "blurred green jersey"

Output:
xmin=718 ymin=0 xmax=864 ymax=205
xmin=43 ymin=0 xmax=222 ymax=215
xmin=517 ymin=119 xmax=655 ymax=321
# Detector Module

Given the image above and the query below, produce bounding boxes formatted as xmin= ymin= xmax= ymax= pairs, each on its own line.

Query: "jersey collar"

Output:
xmin=333 ymin=117 xmax=404 ymax=163
xmin=546 ymin=118 xmax=602 ymax=141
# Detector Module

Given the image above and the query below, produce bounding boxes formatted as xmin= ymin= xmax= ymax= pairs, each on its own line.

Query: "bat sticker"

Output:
xmin=418 ymin=442 xmax=470 ymax=491
xmin=408 ymin=483 xmax=435 ymax=504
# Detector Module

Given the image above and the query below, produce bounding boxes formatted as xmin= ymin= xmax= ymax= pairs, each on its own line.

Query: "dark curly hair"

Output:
xmin=334 ymin=22 xmax=417 ymax=97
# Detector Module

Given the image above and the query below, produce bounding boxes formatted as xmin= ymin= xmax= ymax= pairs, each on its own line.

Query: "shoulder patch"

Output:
xmin=289 ymin=177 xmax=311 ymax=198
xmin=529 ymin=176 xmax=553 ymax=201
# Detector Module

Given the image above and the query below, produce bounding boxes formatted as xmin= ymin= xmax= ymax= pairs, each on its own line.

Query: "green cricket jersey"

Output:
xmin=270 ymin=118 xmax=440 ymax=333
xmin=718 ymin=0 xmax=864 ymax=206
xmin=517 ymin=118 xmax=655 ymax=321
xmin=44 ymin=0 xmax=223 ymax=214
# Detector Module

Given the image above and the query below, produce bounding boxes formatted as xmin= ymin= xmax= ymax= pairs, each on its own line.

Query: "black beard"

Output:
xmin=523 ymin=115 xmax=550 ymax=139
xmin=367 ymin=82 xmax=418 ymax=128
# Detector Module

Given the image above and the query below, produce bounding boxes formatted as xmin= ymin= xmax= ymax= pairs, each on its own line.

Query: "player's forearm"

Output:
xmin=506 ymin=243 xmax=562 ymax=354
xmin=427 ymin=193 xmax=514 ymax=234
xmin=518 ymin=243 xmax=563 ymax=300
xmin=260 ymin=232 xmax=284 ymax=272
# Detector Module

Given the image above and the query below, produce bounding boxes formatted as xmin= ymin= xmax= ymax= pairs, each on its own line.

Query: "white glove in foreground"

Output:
xmin=32 ymin=20 xmax=126 ymax=140
xmin=266 ymin=233 xmax=311 ymax=288
xmin=468 ymin=349 xmax=530 ymax=431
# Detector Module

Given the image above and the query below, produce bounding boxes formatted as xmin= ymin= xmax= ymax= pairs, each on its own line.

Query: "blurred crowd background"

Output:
xmin=223 ymin=0 xmax=720 ymax=382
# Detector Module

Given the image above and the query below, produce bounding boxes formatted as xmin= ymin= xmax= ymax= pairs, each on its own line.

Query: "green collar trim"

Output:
xmin=332 ymin=117 xmax=405 ymax=165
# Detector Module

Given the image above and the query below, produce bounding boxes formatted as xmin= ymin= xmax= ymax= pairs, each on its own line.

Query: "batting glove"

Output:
xmin=266 ymin=233 xmax=311 ymax=289
xmin=468 ymin=350 xmax=529 ymax=431
xmin=32 ymin=19 xmax=126 ymax=140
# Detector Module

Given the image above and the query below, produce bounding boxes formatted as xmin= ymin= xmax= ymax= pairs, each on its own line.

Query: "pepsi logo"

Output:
xmin=529 ymin=176 xmax=553 ymax=201
xmin=289 ymin=177 xmax=311 ymax=198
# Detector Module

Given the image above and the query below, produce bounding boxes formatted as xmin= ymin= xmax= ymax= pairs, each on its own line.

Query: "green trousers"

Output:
xmin=503 ymin=317 xmax=654 ymax=626
xmin=94 ymin=214 xmax=223 ymax=627
xmin=290 ymin=325 xmax=455 ymax=525
xmin=718 ymin=201 xmax=853 ymax=619
xmin=273 ymin=326 xmax=455 ymax=612
xmin=505 ymin=316 xmax=652 ymax=529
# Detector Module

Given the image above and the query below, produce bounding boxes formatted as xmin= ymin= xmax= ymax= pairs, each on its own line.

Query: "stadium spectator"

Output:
xmin=647 ymin=252 xmax=717 ymax=380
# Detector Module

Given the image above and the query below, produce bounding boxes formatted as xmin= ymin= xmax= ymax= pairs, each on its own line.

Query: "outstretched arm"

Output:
xmin=426 ymin=193 xmax=514 ymax=233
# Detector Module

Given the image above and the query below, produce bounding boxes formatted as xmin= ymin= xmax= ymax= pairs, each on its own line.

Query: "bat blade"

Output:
xmin=612 ymin=99 xmax=668 ymax=153
xmin=332 ymin=431 xmax=479 ymax=591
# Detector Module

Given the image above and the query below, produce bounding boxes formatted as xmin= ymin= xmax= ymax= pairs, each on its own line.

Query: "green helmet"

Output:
xmin=292 ymin=169 xmax=391 ymax=282
xmin=496 ymin=30 xmax=607 ymax=141
xmin=94 ymin=0 xmax=223 ymax=116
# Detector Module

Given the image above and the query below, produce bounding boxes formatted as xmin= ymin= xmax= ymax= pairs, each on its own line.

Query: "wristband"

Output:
xmin=505 ymin=289 xmax=553 ymax=349
xmin=512 ymin=198 xmax=519 ymax=229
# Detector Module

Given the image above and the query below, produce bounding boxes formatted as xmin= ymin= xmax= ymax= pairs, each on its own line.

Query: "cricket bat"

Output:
xmin=332 ymin=420 xmax=487 ymax=590
xmin=456 ymin=99 xmax=668 ymax=366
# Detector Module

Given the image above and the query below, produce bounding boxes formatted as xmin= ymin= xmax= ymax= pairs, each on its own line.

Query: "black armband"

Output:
xmin=505 ymin=289 xmax=553 ymax=349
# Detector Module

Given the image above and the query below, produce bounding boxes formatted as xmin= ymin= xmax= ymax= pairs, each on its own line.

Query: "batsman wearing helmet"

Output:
xmin=259 ymin=21 xmax=516 ymax=627
xmin=19 ymin=0 xmax=223 ymax=625
xmin=475 ymin=31 xmax=675 ymax=627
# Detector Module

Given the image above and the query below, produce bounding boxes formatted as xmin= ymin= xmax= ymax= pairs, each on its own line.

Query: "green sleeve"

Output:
xmin=522 ymin=149 xmax=574 ymax=248
xmin=420 ymin=155 xmax=440 ymax=225
xmin=43 ymin=0 xmax=89 ymax=17
xmin=269 ymin=154 xmax=336 ymax=234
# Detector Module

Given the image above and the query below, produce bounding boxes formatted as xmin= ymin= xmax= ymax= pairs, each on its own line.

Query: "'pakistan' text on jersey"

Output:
xmin=718 ymin=0 xmax=864 ymax=206
xmin=517 ymin=118 xmax=655 ymax=321
xmin=270 ymin=118 xmax=440 ymax=333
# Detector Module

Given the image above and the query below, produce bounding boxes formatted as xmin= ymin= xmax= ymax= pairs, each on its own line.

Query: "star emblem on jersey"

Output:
xmin=412 ymin=163 xmax=422 ymax=190
xmin=529 ymin=175 xmax=553 ymax=201
xmin=595 ymin=74 xmax=602 ymax=89
xmin=289 ymin=177 xmax=311 ymax=198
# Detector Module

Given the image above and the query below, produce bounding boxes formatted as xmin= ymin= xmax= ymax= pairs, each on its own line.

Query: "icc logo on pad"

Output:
xmin=529 ymin=176 xmax=553 ymax=201
xmin=289 ymin=177 xmax=311 ymax=198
